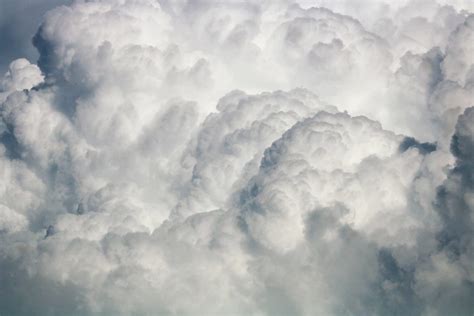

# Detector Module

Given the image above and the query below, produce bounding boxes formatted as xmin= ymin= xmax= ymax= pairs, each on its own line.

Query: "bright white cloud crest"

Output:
xmin=0 ymin=0 xmax=473 ymax=315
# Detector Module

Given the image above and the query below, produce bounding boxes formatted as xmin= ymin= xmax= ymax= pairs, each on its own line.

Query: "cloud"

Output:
xmin=0 ymin=59 xmax=44 ymax=94
xmin=414 ymin=107 xmax=474 ymax=316
xmin=0 ymin=0 xmax=473 ymax=315
xmin=173 ymin=89 xmax=336 ymax=218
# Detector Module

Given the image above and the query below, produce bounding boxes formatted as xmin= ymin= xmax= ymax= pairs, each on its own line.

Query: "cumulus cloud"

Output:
xmin=0 ymin=0 xmax=473 ymax=315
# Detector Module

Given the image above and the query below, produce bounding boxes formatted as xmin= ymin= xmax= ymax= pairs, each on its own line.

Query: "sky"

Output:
xmin=0 ymin=0 xmax=71 ymax=74
xmin=0 ymin=0 xmax=473 ymax=315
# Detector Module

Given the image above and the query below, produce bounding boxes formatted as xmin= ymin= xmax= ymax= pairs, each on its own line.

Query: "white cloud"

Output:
xmin=0 ymin=0 xmax=473 ymax=315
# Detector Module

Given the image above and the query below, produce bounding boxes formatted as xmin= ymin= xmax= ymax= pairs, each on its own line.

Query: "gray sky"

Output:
xmin=0 ymin=0 xmax=70 ymax=75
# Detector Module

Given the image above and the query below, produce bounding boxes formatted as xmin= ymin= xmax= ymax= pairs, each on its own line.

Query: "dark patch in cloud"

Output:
xmin=399 ymin=136 xmax=437 ymax=154
xmin=0 ymin=127 xmax=22 ymax=159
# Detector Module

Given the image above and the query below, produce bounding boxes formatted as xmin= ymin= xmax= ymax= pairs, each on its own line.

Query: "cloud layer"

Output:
xmin=0 ymin=0 xmax=473 ymax=315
